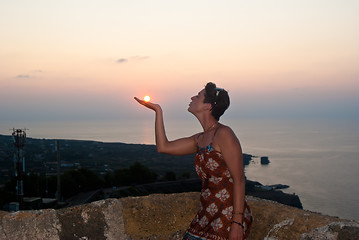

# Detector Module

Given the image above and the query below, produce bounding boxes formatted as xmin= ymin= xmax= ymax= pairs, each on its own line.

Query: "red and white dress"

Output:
xmin=183 ymin=143 xmax=252 ymax=240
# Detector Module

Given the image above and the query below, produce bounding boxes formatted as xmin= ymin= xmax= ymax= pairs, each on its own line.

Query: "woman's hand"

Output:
xmin=229 ymin=222 xmax=244 ymax=240
xmin=134 ymin=97 xmax=161 ymax=112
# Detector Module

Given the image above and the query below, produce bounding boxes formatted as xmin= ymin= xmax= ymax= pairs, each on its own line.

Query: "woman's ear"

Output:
xmin=204 ymin=102 xmax=212 ymax=111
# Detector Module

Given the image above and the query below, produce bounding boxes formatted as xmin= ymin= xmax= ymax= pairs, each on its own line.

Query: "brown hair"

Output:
xmin=204 ymin=82 xmax=230 ymax=120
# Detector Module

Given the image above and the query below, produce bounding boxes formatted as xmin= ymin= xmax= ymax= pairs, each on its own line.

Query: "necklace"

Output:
xmin=204 ymin=122 xmax=218 ymax=133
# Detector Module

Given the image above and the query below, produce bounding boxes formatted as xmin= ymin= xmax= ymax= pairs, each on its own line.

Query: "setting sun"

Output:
xmin=144 ymin=96 xmax=151 ymax=102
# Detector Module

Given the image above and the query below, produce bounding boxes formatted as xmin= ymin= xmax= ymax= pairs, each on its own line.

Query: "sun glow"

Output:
xmin=144 ymin=96 xmax=151 ymax=102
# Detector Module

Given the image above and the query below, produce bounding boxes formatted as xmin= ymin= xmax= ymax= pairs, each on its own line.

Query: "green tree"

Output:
xmin=61 ymin=168 xmax=104 ymax=198
xmin=129 ymin=162 xmax=158 ymax=184
xmin=113 ymin=162 xmax=157 ymax=186
xmin=113 ymin=168 xmax=131 ymax=186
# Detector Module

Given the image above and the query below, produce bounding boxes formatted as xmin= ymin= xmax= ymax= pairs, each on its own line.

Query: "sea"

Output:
xmin=1 ymin=116 xmax=358 ymax=221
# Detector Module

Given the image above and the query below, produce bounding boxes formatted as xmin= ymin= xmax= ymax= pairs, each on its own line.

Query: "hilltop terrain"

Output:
xmin=0 ymin=134 xmax=252 ymax=183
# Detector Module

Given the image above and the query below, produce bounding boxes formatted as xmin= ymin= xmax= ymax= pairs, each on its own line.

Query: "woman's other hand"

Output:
xmin=134 ymin=97 xmax=161 ymax=112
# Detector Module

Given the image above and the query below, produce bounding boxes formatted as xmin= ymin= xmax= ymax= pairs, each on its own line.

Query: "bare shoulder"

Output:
xmin=213 ymin=124 xmax=242 ymax=156
xmin=213 ymin=124 xmax=240 ymax=151
xmin=216 ymin=124 xmax=237 ymax=140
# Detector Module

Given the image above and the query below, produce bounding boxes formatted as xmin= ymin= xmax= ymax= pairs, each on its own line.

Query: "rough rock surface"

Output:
xmin=0 ymin=192 xmax=358 ymax=240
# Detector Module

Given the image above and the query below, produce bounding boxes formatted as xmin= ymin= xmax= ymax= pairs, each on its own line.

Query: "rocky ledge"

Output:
xmin=0 ymin=192 xmax=358 ymax=240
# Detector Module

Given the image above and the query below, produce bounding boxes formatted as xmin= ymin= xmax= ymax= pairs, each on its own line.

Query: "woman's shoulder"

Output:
xmin=213 ymin=124 xmax=240 ymax=152
xmin=212 ymin=124 xmax=237 ymax=144
xmin=216 ymin=123 xmax=236 ymax=137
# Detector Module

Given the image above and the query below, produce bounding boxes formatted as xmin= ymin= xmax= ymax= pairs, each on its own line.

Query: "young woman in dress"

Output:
xmin=134 ymin=82 xmax=252 ymax=240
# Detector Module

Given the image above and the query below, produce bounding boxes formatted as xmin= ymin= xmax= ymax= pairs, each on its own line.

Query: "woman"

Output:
xmin=134 ymin=82 xmax=252 ymax=240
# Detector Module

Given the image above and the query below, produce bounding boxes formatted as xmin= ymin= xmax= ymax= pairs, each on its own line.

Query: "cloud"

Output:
xmin=16 ymin=74 xmax=30 ymax=78
xmin=117 ymin=58 xmax=128 ymax=63
xmin=116 ymin=56 xmax=149 ymax=64
xmin=15 ymin=70 xmax=44 ymax=79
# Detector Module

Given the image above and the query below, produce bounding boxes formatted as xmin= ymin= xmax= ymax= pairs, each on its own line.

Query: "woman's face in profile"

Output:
xmin=188 ymin=89 xmax=206 ymax=114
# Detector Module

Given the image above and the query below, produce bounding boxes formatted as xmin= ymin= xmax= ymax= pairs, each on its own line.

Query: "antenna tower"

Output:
xmin=12 ymin=128 xmax=27 ymax=204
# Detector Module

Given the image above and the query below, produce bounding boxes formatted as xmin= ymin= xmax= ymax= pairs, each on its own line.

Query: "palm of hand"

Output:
xmin=134 ymin=97 xmax=161 ymax=112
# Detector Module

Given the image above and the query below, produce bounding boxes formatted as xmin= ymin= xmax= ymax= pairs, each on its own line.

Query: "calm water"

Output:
xmin=1 ymin=117 xmax=358 ymax=220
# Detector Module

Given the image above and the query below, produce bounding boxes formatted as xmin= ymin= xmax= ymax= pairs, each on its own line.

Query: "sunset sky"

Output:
xmin=1 ymin=0 xmax=358 ymax=124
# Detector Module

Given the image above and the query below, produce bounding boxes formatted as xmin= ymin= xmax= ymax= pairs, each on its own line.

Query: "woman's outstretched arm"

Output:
xmin=134 ymin=97 xmax=197 ymax=155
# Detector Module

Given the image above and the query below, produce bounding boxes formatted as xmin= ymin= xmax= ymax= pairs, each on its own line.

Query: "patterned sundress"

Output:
xmin=183 ymin=143 xmax=252 ymax=240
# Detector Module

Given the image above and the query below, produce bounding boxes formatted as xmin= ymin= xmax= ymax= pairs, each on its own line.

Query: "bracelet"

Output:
xmin=233 ymin=211 xmax=244 ymax=215
xmin=231 ymin=220 xmax=244 ymax=229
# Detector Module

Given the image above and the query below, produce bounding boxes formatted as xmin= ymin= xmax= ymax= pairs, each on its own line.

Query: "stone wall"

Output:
xmin=0 ymin=192 xmax=358 ymax=240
